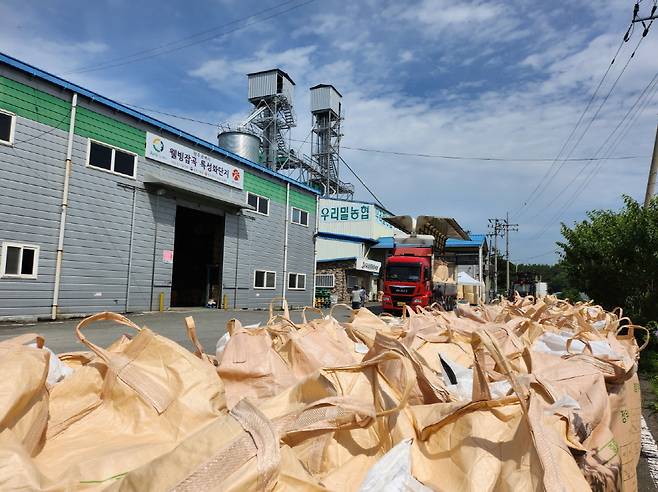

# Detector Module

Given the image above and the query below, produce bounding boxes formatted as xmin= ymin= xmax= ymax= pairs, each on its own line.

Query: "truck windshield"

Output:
xmin=386 ymin=264 xmax=421 ymax=282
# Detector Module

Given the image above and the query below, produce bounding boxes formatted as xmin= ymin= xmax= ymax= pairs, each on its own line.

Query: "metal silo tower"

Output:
xmin=246 ymin=69 xmax=296 ymax=169
xmin=310 ymin=84 xmax=351 ymax=197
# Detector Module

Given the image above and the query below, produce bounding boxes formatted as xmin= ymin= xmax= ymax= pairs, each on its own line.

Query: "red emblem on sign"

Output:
xmin=232 ymin=169 xmax=241 ymax=181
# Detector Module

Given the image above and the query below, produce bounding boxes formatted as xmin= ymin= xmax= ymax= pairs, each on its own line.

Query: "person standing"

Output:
xmin=351 ymin=286 xmax=362 ymax=310
xmin=359 ymin=286 xmax=367 ymax=307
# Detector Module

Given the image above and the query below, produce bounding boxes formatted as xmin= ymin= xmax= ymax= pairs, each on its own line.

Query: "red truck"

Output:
xmin=381 ymin=216 xmax=467 ymax=314
xmin=381 ymin=244 xmax=434 ymax=313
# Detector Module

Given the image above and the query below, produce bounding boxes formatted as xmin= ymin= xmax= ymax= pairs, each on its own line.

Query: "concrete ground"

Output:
xmin=1 ymin=305 xmax=656 ymax=490
xmin=0 ymin=308 xmax=320 ymax=353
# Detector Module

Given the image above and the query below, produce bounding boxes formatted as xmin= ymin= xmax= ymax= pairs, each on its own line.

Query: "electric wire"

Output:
xmin=337 ymin=144 xmax=642 ymax=162
xmin=531 ymin=68 xmax=658 ymax=240
xmin=546 ymin=73 xmax=658 ymax=231
xmin=524 ymin=34 xmax=647 ymax=223
xmin=536 ymin=69 xmax=658 ymax=236
xmin=515 ymin=249 xmax=559 ymax=262
xmin=69 ymin=0 xmax=318 ymax=74
xmin=338 ymin=155 xmax=388 ymax=210
xmin=523 ymin=2 xmax=656 ymax=221
xmin=67 ymin=0 xmax=302 ymax=74
xmin=511 ymin=36 xmax=627 ymax=219
xmin=117 ymin=102 xmax=644 ymax=162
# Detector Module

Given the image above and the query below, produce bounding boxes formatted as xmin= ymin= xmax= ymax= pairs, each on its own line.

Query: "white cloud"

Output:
xmin=189 ymin=46 xmax=317 ymax=91
xmin=399 ymin=50 xmax=414 ymax=63
xmin=388 ymin=0 xmax=523 ymax=43
xmin=3 ymin=0 xmax=655 ymax=262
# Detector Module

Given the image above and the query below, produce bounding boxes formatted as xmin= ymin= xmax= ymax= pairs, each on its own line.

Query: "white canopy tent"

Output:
xmin=457 ymin=271 xmax=484 ymax=304
xmin=457 ymin=271 xmax=480 ymax=286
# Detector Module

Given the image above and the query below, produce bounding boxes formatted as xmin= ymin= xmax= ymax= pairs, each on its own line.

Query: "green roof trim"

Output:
xmin=74 ymin=107 xmax=145 ymax=156
xmin=0 ymin=75 xmax=70 ymax=131
xmin=290 ymin=188 xmax=316 ymax=212
xmin=244 ymin=172 xmax=286 ymax=204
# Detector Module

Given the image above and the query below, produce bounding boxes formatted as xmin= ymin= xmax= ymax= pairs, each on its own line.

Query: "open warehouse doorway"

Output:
xmin=171 ymin=206 xmax=225 ymax=307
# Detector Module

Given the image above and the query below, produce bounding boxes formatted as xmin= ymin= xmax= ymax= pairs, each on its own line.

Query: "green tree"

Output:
xmin=557 ymin=195 xmax=658 ymax=325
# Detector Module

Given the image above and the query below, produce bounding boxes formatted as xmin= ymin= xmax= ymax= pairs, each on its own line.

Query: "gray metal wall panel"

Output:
xmin=222 ymin=203 xmax=284 ymax=310
xmin=222 ymin=200 xmax=316 ymax=309
xmin=58 ymin=135 xmax=134 ymax=314
xmin=247 ymin=71 xmax=294 ymax=102
xmin=248 ymin=72 xmax=277 ymax=100
xmin=1 ymin=66 xmax=317 ymax=318
xmin=0 ymin=116 xmax=67 ymax=318
xmin=285 ymin=208 xmax=316 ymax=308
xmin=310 ymin=86 xmax=341 ymax=115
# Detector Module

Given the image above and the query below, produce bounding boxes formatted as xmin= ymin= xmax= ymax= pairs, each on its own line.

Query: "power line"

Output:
xmin=515 ymin=2 xmax=653 ymax=220
xmin=515 ymin=249 xmax=559 ymax=262
xmin=537 ymin=70 xmax=658 ymax=236
xmin=512 ymin=37 xmax=627 ymax=219
xmin=68 ymin=0 xmax=302 ymax=74
xmin=68 ymin=0 xmax=318 ymax=74
xmin=117 ymin=102 xmax=644 ymax=162
xmin=531 ymin=68 xmax=658 ymax=240
xmin=546 ymin=74 xmax=658 ymax=232
xmin=120 ymin=101 xmax=223 ymax=126
xmin=337 ymin=144 xmax=642 ymax=162
xmin=523 ymin=34 xmax=647 ymax=223
xmin=338 ymin=155 xmax=388 ymax=210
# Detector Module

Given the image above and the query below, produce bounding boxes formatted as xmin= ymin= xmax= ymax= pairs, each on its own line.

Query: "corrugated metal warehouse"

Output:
xmin=0 ymin=53 xmax=319 ymax=320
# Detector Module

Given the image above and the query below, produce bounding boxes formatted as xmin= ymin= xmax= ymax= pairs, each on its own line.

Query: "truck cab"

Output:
xmin=380 ymin=216 xmax=469 ymax=314
xmin=382 ymin=246 xmax=433 ymax=313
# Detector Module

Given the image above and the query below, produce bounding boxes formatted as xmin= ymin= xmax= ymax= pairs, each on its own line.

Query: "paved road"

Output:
xmin=1 ymin=306 xmax=656 ymax=490
xmin=0 ymin=308 xmax=318 ymax=353
xmin=0 ymin=305 xmax=367 ymax=353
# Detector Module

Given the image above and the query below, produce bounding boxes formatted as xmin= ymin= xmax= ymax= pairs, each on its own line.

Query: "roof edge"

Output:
xmin=247 ymin=68 xmax=295 ymax=86
xmin=0 ymin=51 xmax=317 ymax=194
xmin=309 ymin=83 xmax=342 ymax=97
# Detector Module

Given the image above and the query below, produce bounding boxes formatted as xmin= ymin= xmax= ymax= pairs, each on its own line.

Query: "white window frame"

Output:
xmin=0 ymin=242 xmax=40 ymax=279
xmin=288 ymin=272 xmax=307 ymax=290
xmin=86 ymin=138 xmax=138 ymax=179
xmin=246 ymin=192 xmax=270 ymax=216
xmin=254 ymin=269 xmax=276 ymax=289
xmin=290 ymin=206 xmax=309 ymax=227
xmin=315 ymin=273 xmax=335 ymax=288
xmin=0 ymin=109 xmax=17 ymax=146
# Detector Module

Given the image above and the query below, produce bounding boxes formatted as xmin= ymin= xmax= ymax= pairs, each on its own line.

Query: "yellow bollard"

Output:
xmin=159 ymin=292 xmax=165 ymax=312
xmin=223 ymin=294 xmax=229 ymax=310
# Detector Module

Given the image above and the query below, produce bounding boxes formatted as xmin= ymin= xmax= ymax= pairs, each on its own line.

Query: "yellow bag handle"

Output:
xmin=267 ymin=315 xmax=299 ymax=332
xmin=617 ymin=324 xmax=650 ymax=351
xmin=329 ymin=303 xmax=355 ymax=320
xmin=472 ymin=328 xmax=529 ymax=415
xmin=184 ymin=316 xmax=205 ymax=358
xmin=75 ymin=312 xmax=173 ymax=414
xmin=302 ymin=306 xmax=324 ymax=324
xmin=322 ymin=350 xmax=415 ymax=418
xmin=565 ymin=335 xmax=594 ymax=356
xmin=268 ymin=297 xmax=290 ymax=321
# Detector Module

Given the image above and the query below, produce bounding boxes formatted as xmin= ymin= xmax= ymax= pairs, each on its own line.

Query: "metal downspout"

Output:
xmin=233 ymin=213 xmax=241 ymax=309
xmin=478 ymin=244 xmax=483 ymax=303
xmin=282 ymin=183 xmax=290 ymax=300
xmin=124 ymin=186 xmax=137 ymax=312
xmin=51 ymin=93 xmax=78 ymax=320
xmin=149 ymin=192 xmax=161 ymax=311
xmin=312 ymin=194 xmax=319 ymax=306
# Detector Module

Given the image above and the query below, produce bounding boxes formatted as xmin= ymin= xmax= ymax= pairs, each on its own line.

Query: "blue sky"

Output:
xmin=2 ymin=0 xmax=657 ymax=264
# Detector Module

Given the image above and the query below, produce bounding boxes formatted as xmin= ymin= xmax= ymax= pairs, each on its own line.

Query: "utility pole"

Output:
xmin=489 ymin=215 xmax=518 ymax=298
xmin=487 ymin=219 xmax=503 ymax=297
xmin=504 ymin=212 xmax=519 ymax=294
xmin=644 ymin=123 xmax=658 ymax=208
